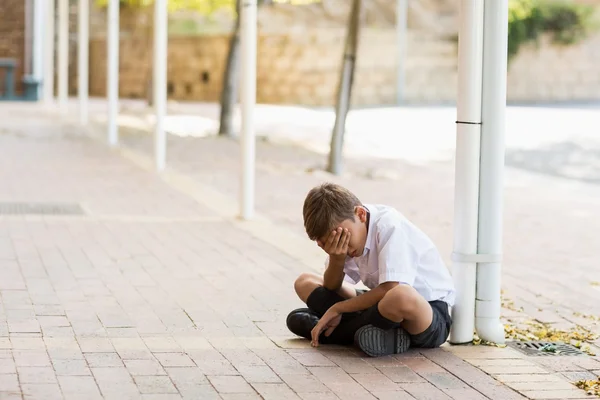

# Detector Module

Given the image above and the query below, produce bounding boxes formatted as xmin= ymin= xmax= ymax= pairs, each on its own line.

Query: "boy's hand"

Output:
xmin=318 ymin=228 xmax=351 ymax=260
xmin=311 ymin=305 xmax=342 ymax=347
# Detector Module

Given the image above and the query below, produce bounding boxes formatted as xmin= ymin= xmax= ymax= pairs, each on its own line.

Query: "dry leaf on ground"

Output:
xmin=575 ymin=377 xmax=600 ymax=397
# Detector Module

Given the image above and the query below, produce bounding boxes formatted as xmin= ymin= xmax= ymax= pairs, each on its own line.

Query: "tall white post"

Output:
xmin=396 ymin=0 xmax=408 ymax=104
xmin=448 ymin=0 xmax=485 ymax=345
xmin=32 ymin=0 xmax=45 ymax=100
xmin=240 ymin=0 xmax=257 ymax=220
xmin=154 ymin=0 xmax=168 ymax=171
xmin=78 ymin=0 xmax=89 ymax=125
xmin=43 ymin=0 xmax=55 ymax=104
xmin=25 ymin=0 xmax=33 ymax=76
xmin=475 ymin=0 xmax=508 ymax=345
xmin=57 ymin=0 xmax=69 ymax=112
xmin=107 ymin=0 xmax=120 ymax=146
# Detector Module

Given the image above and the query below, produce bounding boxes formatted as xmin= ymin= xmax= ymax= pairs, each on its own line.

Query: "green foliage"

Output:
xmin=508 ymin=0 xmax=598 ymax=61
xmin=94 ymin=0 xmax=320 ymax=14
xmin=94 ymin=0 xmax=235 ymax=14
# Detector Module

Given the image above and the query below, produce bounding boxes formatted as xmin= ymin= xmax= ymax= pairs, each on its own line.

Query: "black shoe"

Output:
xmin=286 ymin=308 xmax=319 ymax=340
xmin=355 ymin=324 xmax=411 ymax=357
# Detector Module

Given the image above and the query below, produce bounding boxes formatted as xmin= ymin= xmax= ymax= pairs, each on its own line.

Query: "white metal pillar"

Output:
xmin=240 ymin=0 xmax=257 ymax=220
xmin=32 ymin=0 xmax=44 ymax=100
xmin=43 ymin=0 xmax=55 ymax=104
xmin=57 ymin=0 xmax=69 ymax=112
xmin=107 ymin=0 xmax=120 ymax=146
xmin=449 ymin=0 xmax=485 ymax=345
xmin=25 ymin=0 xmax=33 ymax=77
xmin=475 ymin=0 xmax=508 ymax=345
xmin=78 ymin=0 xmax=89 ymax=125
xmin=154 ymin=0 xmax=168 ymax=171
xmin=396 ymin=0 xmax=408 ymax=104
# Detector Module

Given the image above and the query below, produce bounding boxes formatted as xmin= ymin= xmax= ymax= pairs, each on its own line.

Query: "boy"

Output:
xmin=287 ymin=182 xmax=455 ymax=357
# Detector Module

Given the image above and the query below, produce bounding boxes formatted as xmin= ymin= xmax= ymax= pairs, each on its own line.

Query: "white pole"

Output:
xmin=25 ymin=0 xmax=33 ymax=76
xmin=240 ymin=0 xmax=257 ymax=220
xmin=448 ymin=0 xmax=485 ymax=345
xmin=107 ymin=0 xmax=120 ymax=146
xmin=475 ymin=0 xmax=508 ymax=345
xmin=43 ymin=0 xmax=55 ymax=104
xmin=396 ymin=0 xmax=408 ymax=104
xmin=154 ymin=0 xmax=168 ymax=171
xmin=32 ymin=0 xmax=44 ymax=100
xmin=57 ymin=0 xmax=69 ymax=112
xmin=78 ymin=0 xmax=89 ymax=125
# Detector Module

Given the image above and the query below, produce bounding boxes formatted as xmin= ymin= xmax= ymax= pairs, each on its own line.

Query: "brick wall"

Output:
xmin=0 ymin=0 xmax=26 ymax=95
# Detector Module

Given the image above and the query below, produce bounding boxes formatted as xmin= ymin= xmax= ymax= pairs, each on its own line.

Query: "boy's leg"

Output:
xmin=378 ymin=285 xmax=452 ymax=344
xmin=289 ymin=272 xmax=364 ymax=345
xmin=407 ymin=300 xmax=452 ymax=348
xmin=294 ymin=272 xmax=356 ymax=316
xmin=355 ymin=285 xmax=452 ymax=356
xmin=378 ymin=284 xmax=435 ymax=335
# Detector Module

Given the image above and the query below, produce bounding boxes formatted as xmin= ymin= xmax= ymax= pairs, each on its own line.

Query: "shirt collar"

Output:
xmin=362 ymin=204 xmax=377 ymax=255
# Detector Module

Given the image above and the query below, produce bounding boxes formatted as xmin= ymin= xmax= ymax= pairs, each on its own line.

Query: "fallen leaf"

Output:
xmin=573 ymin=311 xmax=600 ymax=322
xmin=575 ymin=377 xmax=600 ymax=397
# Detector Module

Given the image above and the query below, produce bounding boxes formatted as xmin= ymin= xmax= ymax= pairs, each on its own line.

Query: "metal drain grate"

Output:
xmin=508 ymin=341 xmax=587 ymax=356
xmin=0 ymin=202 xmax=85 ymax=215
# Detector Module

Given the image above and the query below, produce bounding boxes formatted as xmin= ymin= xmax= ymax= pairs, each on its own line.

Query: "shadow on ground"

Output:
xmin=506 ymin=141 xmax=600 ymax=185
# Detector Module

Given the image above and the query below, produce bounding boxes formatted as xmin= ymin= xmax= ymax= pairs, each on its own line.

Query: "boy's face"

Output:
xmin=318 ymin=206 xmax=369 ymax=258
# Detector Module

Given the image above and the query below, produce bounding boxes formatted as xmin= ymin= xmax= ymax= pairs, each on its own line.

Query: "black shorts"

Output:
xmin=355 ymin=288 xmax=452 ymax=348
xmin=410 ymin=299 xmax=452 ymax=348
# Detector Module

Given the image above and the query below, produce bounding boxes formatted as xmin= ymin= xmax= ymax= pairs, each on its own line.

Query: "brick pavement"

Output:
xmin=0 ymin=103 xmax=598 ymax=399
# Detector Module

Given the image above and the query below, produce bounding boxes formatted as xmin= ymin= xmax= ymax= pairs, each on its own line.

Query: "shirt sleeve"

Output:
xmin=376 ymin=222 xmax=418 ymax=286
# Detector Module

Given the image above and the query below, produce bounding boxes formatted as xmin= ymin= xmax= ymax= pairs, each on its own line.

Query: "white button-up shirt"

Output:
xmin=328 ymin=204 xmax=455 ymax=306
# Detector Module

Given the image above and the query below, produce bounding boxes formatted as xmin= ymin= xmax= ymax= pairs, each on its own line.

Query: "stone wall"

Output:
xmin=0 ymin=0 xmax=26 ymax=95
xmin=86 ymin=27 xmax=600 ymax=106
xmin=507 ymin=35 xmax=600 ymax=102
xmin=88 ymin=29 xmax=458 ymax=106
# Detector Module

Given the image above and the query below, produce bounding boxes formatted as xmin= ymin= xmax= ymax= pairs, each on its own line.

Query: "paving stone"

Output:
xmin=0 ymin=374 xmax=20 ymax=392
xmin=124 ymin=359 xmax=167 ymax=376
xmin=521 ymin=389 xmax=593 ymax=399
xmin=58 ymin=375 xmax=102 ymax=396
xmin=441 ymin=388 xmax=489 ymax=400
xmin=207 ymin=375 xmax=255 ymax=394
xmin=252 ymin=383 xmax=300 ymax=399
xmin=17 ymin=366 xmax=57 ymax=384
xmin=21 ymin=383 xmax=62 ymax=399
xmin=350 ymin=373 xmax=402 ymax=392
xmin=278 ymin=373 xmax=330 ymax=393
xmin=84 ymin=352 xmax=124 ymax=368
xmin=52 ymin=359 xmax=91 ymax=376
xmin=235 ymin=365 xmax=282 ymax=383
xmin=134 ymin=376 xmax=179 ymax=394
xmin=400 ymin=382 xmax=454 ymax=400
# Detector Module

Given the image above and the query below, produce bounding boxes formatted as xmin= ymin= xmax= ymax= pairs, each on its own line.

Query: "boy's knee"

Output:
xmin=294 ymin=272 xmax=322 ymax=303
xmin=379 ymin=285 xmax=420 ymax=320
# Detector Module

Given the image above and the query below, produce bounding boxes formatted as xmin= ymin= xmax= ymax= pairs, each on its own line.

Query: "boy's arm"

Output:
xmin=334 ymin=281 xmax=398 ymax=313
xmin=320 ymin=228 xmax=352 ymax=291
xmin=322 ymin=256 xmax=346 ymax=291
